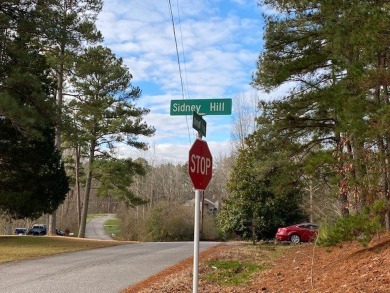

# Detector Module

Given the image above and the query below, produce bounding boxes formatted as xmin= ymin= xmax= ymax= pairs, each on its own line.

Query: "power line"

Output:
xmin=175 ymin=0 xmax=191 ymax=100
xmin=167 ymin=0 xmax=192 ymax=144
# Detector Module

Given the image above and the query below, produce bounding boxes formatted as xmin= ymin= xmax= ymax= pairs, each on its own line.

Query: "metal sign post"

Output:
xmin=188 ymin=113 xmax=213 ymax=293
xmin=193 ymin=166 xmax=201 ymax=293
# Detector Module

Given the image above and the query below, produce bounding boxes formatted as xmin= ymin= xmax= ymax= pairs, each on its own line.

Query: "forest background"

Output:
xmin=1 ymin=0 xmax=390 ymax=243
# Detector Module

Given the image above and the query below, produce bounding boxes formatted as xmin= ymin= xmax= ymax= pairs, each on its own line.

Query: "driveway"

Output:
xmin=85 ymin=214 xmax=115 ymax=240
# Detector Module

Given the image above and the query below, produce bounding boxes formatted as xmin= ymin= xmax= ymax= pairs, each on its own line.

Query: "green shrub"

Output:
xmin=317 ymin=200 xmax=385 ymax=246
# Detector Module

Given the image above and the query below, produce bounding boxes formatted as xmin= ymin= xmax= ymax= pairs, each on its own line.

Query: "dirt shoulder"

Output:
xmin=123 ymin=232 xmax=390 ymax=293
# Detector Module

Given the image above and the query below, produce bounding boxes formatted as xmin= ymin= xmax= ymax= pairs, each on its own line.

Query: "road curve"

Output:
xmin=0 ymin=241 xmax=218 ymax=293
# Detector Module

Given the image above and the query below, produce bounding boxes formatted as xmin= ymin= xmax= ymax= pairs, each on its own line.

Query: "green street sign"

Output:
xmin=170 ymin=98 xmax=232 ymax=115
xmin=192 ymin=112 xmax=206 ymax=137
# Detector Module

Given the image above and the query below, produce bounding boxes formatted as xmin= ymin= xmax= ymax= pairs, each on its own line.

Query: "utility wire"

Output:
xmin=167 ymin=0 xmax=192 ymax=144
xmin=175 ymin=0 xmax=191 ymax=100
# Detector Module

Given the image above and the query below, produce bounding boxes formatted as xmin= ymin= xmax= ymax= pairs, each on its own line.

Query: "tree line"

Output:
xmin=0 ymin=0 xmax=154 ymax=237
xmin=218 ymin=0 xmax=390 ymax=241
xmin=3 ymin=0 xmax=389 ymax=243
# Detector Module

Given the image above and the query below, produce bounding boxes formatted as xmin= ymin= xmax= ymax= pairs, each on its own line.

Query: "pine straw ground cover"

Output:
xmin=123 ymin=232 xmax=390 ymax=293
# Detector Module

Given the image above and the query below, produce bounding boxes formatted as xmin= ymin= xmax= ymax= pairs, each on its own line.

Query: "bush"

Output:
xmin=116 ymin=206 xmax=149 ymax=241
xmin=317 ymin=200 xmax=385 ymax=246
xmin=117 ymin=201 xmax=223 ymax=242
xmin=147 ymin=202 xmax=194 ymax=241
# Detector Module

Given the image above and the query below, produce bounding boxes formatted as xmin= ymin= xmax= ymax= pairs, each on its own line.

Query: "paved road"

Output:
xmin=0 ymin=241 xmax=218 ymax=293
xmin=85 ymin=214 xmax=115 ymax=240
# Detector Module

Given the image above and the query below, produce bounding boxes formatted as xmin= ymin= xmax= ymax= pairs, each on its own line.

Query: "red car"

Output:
xmin=275 ymin=223 xmax=319 ymax=244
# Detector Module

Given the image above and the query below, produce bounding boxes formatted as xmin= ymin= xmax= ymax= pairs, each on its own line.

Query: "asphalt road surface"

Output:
xmin=0 ymin=241 xmax=218 ymax=293
xmin=85 ymin=214 xmax=115 ymax=240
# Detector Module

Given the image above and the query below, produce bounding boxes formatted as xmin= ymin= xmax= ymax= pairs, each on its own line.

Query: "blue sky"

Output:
xmin=96 ymin=0 xmax=266 ymax=163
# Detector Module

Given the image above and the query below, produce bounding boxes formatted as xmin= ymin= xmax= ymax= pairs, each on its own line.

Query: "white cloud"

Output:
xmin=96 ymin=0 xmax=265 ymax=162
xmin=115 ymin=139 xmax=232 ymax=164
xmin=98 ymin=1 xmax=262 ymax=97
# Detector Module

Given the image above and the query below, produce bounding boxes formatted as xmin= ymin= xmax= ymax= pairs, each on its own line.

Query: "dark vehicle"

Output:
xmin=275 ymin=223 xmax=319 ymax=244
xmin=15 ymin=228 xmax=27 ymax=235
xmin=27 ymin=224 xmax=47 ymax=236
xmin=27 ymin=224 xmax=65 ymax=236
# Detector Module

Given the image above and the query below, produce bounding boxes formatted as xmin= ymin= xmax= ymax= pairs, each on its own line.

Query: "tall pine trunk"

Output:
xmin=379 ymin=53 xmax=390 ymax=230
xmin=78 ymin=140 xmax=95 ymax=238
xmin=49 ymin=60 xmax=64 ymax=235
xmin=75 ymin=145 xmax=82 ymax=228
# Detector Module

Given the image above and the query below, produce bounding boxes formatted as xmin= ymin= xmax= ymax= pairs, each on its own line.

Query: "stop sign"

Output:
xmin=188 ymin=139 xmax=213 ymax=190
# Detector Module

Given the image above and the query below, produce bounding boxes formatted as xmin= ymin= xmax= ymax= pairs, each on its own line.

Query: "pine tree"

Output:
xmin=67 ymin=46 xmax=155 ymax=237
xmin=253 ymin=0 xmax=390 ymax=225
xmin=33 ymin=0 xmax=103 ymax=235
xmin=0 ymin=120 xmax=69 ymax=219
xmin=0 ymin=1 xmax=69 ymax=218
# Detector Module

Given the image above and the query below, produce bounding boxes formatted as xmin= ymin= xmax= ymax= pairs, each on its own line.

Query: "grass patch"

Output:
xmin=104 ymin=218 xmax=122 ymax=238
xmin=201 ymin=243 xmax=291 ymax=287
xmin=0 ymin=236 xmax=129 ymax=264
xmin=204 ymin=260 xmax=264 ymax=286
xmin=86 ymin=213 xmax=110 ymax=222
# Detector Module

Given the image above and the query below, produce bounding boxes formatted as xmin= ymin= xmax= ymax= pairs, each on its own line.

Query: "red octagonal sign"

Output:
xmin=189 ymin=139 xmax=213 ymax=190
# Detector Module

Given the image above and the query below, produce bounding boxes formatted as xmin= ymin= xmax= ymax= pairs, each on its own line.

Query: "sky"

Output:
xmin=96 ymin=0 xmax=267 ymax=163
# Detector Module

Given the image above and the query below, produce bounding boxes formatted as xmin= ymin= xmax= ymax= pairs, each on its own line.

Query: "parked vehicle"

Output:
xmin=27 ymin=224 xmax=47 ymax=236
xmin=15 ymin=228 xmax=27 ymax=235
xmin=275 ymin=223 xmax=319 ymax=244
xmin=27 ymin=224 xmax=65 ymax=236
